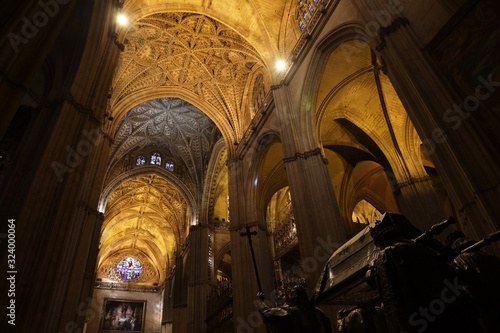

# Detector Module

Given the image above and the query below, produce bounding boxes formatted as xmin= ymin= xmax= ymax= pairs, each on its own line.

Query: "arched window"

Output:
xmin=151 ymin=153 xmax=161 ymax=165
xmin=252 ymin=74 xmax=266 ymax=113
xmin=165 ymin=161 xmax=174 ymax=171
xmin=297 ymin=0 xmax=318 ymax=31
xmin=136 ymin=156 xmax=146 ymax=165
xmin=116 ymin=257 xmax=142 ymax=281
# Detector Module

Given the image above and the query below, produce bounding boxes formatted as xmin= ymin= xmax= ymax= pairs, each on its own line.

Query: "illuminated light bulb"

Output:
xmin=117 ymin=14 xmax=128 ymax=26
xmin=276 ymin=60 xmax=287 ymax=72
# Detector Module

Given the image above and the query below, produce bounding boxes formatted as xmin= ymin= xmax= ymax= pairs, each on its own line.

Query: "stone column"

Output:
xmin=351 ymin=0 xmax=500 ymax=243
xmin=186 ymin=224 xmax=210 ymax=332
xmin=0 ymin=1 xmax=122 ymax=331
xmin=0 ymin=0 xmax=79 ymax=138
xmin=161 ymin=276 xmax=174 ymax=332
xmin=227 ymin=158 xmax=274 ymax=333
xmin=0 ymin=109 xmax=114 ymax=333
xmin=372 ymin=63 xmax=448 ymax=231
xmin=272 ymin=84 xmax=347 ymax=291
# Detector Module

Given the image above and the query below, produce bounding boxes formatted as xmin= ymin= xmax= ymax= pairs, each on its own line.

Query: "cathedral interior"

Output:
xmin=1 ymin=0 xmax=499 ymax=332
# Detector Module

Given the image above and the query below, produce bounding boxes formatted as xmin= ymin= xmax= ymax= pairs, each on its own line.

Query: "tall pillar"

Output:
xmin=186 ymin=224 xmax=210 ymax=332
xmin=0 ymin=108 xmax=114 ymax=333
xmin=0 ymin=1 xmax=122 ymax=331
xmin=351 ymin=0 xmax=500 ymax=242
xmin=227 ymin=158 xmax=274 ymax=333
xmin=161 ymin=276 xmax=174 ymax=333
xmin=272 ymin=84 xmax=347 ymax=291
xmin=0 ymin=0 xmax=80 ymax=138
xmin=372 ymin=63 xmax=448 ymax=231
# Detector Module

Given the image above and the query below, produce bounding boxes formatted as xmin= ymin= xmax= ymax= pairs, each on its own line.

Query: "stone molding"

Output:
xmin=396 ymin=175 xmax=432 ymax=190
xmin=78 ymin=200 xmax=105 ymax=221
xmin=66 ymin=93 xmax=115 ymax=144
xmin=283 ymin=147 xmax=328 ymax=164
xmin=376 ymin=17 xmax=410 ymax=52
xmin=228 ymin=221 xmax=267 ymax=234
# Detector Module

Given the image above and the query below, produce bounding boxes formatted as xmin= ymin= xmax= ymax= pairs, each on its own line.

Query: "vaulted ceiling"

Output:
xmin=119 ymin=0 xmax=290 ymax=64
xmin=110 ymin=97 xmax=216 ymax=190
xmin=99 ymin=0 xmax=304 ymax=284
xmin=110 ymin=12 xmax=266 ymax=144
xmin=99 ymin=174 xmax=190 ymax=281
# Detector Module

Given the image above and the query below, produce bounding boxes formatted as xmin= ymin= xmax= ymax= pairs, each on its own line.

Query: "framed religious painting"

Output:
xmin=100 ymin=299 xmax=146 ymax=332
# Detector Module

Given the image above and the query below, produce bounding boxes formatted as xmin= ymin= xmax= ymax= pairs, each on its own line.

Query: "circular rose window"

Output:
xmin=116 ymin=257 xmax=142 ymax=281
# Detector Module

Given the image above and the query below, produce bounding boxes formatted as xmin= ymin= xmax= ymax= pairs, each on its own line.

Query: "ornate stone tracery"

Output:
xmin=111 ymin=12 xmax=265 ymax=140
xmin=109 ymin=97 xmax=216 ymax=192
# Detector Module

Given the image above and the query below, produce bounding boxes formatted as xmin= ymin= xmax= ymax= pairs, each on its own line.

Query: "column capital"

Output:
xmin=394 ymin=175 xmax=432 ymax=190
xmin=228 ymin=221 xmax=269 ymax=234
xmin=376 ymin=16 xmax=411 ymax=52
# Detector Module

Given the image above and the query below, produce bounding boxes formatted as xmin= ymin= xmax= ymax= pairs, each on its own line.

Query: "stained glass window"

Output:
xmin=151 ymin=153 xmax=161 ymax=165
xmin=303 ymin=12 xmax=310 ymax=23
xmin=136 ymin=156 xmax=145 ymax=165
xmin=297 ymin=0 xmax=318 ymax=31
xmin=252 ymin=74 xmax=266 ymax=114
xmin=116 ymin=257 xmax=142 ymax=281
xmin=165 ymin=161 xmax=174 ymax=171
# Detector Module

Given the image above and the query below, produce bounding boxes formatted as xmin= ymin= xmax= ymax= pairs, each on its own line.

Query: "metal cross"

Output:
xmin=241 ymin=226 xmax=263 ymax=295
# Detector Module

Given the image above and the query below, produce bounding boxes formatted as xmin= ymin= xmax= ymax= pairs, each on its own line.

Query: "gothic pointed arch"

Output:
xmin=99 ymin=166 xmax=197 ymax=221
xmin=109 ymin=12 xmax=270 ymax=156
xmin=98 ymin=174 xmax=191 ymax=283
xmin=201 ymin=139 xmax=228 ymax=224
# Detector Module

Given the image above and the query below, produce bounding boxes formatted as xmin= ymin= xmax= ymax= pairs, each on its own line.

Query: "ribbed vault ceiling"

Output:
xmin=111 ymin=12 xmax=265 ymax=141
xmin=99 ymin=175 xmax=190 ymax=278
xmin=110 ymin=97 xmax=216 ymax=190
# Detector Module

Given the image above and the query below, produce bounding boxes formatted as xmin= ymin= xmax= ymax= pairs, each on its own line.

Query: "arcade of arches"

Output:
xmin=1 ymin=0 xmax=499 ymax=332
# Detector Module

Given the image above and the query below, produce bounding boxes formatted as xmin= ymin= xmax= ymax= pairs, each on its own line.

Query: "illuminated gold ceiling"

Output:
xmin=120 ymin=0 xmax=289 ymax=63
xmin=111 ymin=12 xmax=265 ymax=143
xmin=99 ymin=175 xmax=190 ymax=279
